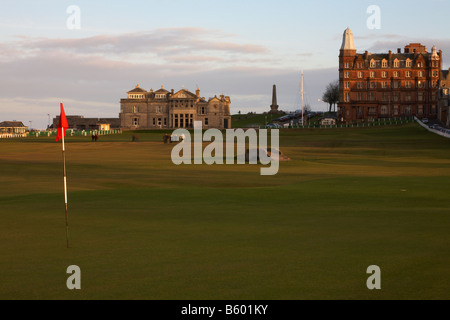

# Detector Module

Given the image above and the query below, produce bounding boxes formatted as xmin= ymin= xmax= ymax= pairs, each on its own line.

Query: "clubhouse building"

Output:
xmin=120 ymin=85 xmax=232 ymax=130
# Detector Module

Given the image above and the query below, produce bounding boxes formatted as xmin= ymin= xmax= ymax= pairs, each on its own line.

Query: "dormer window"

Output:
xmin=393 ymin=59 xmax=399 ymax=68
xmin=382 ymin=59 xmax=388 ymax=68
xmin=156 ymin=94 xmax=166 ymax=99
xmin=370 ymin=59 xmax=376 ymax=68
xmin=406 ymin=59 xmax=412 ymax=67
xmin=417 ymin=62 xmax=423 ymax=68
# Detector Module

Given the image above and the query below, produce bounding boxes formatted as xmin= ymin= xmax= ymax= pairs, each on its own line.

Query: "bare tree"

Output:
xmin=322 ymin=80 xmax=339 ymax=112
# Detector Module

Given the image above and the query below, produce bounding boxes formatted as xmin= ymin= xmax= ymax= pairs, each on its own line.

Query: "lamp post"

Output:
xmin=48 ymin=114 xmax=50 ymax=130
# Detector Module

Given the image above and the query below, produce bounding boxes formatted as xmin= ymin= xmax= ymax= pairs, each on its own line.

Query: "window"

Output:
xmin=406 ymin=59 xmax=412 ymax=67
xmin=158 ymin=118 xmax=162 ymax=126
xmin=133 ymin=118 xmax=139 ymax=126
xmin=370 ymin=92 xmax=376 ymax=101
xmin=393 ymin=81 xmax=400 ymax=89
xmin=382 ymin=92 xmax=389 ymax=101
xmin=370 ymin=71 xmax=375 ymax=78
xmin=370 ymin=82 xmax=377 ymax=89
xmin=357 ymin=92 xmax=364 ymax=101
xmin=369 ymin=107 xmax=377 ymax=115
xmin=418 ymin=71 xmax=424 ymax=77
xmin=405 ymin=106 xmax=412 ymax=116
xmin=432 ymin=81 xmax=437 ymax=88
xmin=418 ymin=92 xmax=423 ymax=101
xmin=417 ymin=81 xmax=424 ymax=88
xmin=394 ymin=105 xmax=399 ymax=115
xmin=156 ymin=94 xmax=166 ymax=99
xmin=344 ymin=72 xmax=349 ymax=78
xmin=393 ymin=59 xmax=399 ymax=68
xmin=205 ymin=118 xmax=209 ymax=126
xmin=381 ymin=105 xmax=388 ymax=115
xmin=344 ymin=82 xmax=350 ymax=89
xmin=382 ymin=60 xmax=388 ymax=68
xmin=382 ymin=71 xmax=387 ymax=78
xmin=382 ymin=81 xmax=388 ymax=88
xmin=358 ymin=72 xmax=363 ymax=78
xmin=405 ymin=93 xmax=411 ymax=101
xmin=418 ymin=105 xmax=424 ymax=115
xmin=405 ymin=81 xmax=411 ymax=88
xmin=393 ymin=93 xmax=399 ymax=101
xmin=153 ymin=118 xmax=156 ymax=125
xmin=201 ymin=107 xmax=206 ymax=114
xmin=164 ymin=118 xmax=167 ymax=126
xmin=431 ymin=105 xmax=437 ymax=114
xmin=344 ymin=92 xmax=350 ymax=102
xmin=417 ymin=62 xmax=423 ymax=68
xmin=406 ymin=71 xmax=411 ymax=78
xmin=432 ymin=92 xmax=437 ymax=101
xmin=433 ymin=70 xmax=439 ymax=77
xmin=133 ymin=106 xmax=138 ymax=113
xmin=156 ymin=106 xmax=162 ymax=113
xmin=394 ymin=71 xmax=399 ymax=78
xmin=344 ymin=62 xmax=349 ymax=68
xmin=357 ymin=62 xmax=363 ymax=68
xmin=357 ymin=82 xmax=364 ymax=89
xmin=370 ymin=60 xmax=376 ymax=68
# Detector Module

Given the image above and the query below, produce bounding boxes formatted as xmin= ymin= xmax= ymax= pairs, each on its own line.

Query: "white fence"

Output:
xmin=0 ymin=133 xmax=27 ymax=139
xmin=414 ymin=117 xmax=450 ymax=139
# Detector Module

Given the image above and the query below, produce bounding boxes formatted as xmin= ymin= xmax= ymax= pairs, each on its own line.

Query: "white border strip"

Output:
xmin=414 ymin=117 xmax=450 ymax=139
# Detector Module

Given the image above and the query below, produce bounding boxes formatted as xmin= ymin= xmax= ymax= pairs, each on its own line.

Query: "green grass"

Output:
xmin=1 ymin=124 xmax=450 ymax=299
xmin=232 ymin=113 xmax=284 ymax=128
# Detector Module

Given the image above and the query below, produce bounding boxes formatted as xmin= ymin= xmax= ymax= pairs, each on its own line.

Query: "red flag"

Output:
xmin=56 ymin=103 xmax=69 ymax=142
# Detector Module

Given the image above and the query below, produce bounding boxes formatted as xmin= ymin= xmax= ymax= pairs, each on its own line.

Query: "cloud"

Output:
xmin=0 ymin=27 xmax=337 ymax=129
xmin=0 ymin=27 xmax=269 ymax=65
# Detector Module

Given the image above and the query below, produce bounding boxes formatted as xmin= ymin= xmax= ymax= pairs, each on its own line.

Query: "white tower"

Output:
xmin=340 ymin=27 xmax=356 ymax=51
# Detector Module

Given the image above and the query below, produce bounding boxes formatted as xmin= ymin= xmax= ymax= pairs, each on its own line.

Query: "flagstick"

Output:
xmin=62 ymin=133 xmax=69 ymax=248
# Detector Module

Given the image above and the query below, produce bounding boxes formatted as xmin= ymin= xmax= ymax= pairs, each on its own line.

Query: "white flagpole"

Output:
xmin=62 ymin=128 xmax=69 ymax=248
xmin=301 ymin=70 xmax=304 ymax=127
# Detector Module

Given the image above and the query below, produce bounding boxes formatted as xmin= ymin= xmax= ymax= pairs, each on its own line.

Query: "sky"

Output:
xmin=1 ymin=0 xmax=450 ymax=129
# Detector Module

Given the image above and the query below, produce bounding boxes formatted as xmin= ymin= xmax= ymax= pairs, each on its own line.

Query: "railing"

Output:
xmin=0 ymin=133 xmax=27 ymax=139
xmin=28 ymin=129 xmax=122 ymax=137
xmin=283 ymin=117 xmax=415 ymax=129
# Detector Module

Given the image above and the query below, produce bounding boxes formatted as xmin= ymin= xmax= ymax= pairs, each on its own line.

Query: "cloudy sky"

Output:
xmin=1 ymin=0 xmax=450 ymax=129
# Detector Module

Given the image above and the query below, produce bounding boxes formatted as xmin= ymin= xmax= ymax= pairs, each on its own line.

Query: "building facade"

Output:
xmin=120 ymin=85 xmax=231 ymax=130
xmin=0 ymin=121 xmax=27 ymax=135
xmin=52 ymin=116 xmax=120 ymax=131
xmin=438 ymin=68 xmax=450 ymax=126
xmin=338 ymin=28 xmax=442 ymax=123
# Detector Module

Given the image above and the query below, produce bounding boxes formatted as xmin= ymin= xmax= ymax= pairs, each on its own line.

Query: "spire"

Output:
xmin=431 ymin=45 xmax=439 ymax=60
xmin=269 ymin=84 xmax=279 ymax=114
xmin=340 ymin=27 xmax=356 ymax=50
xmin=272 ymin=84 xmax=277 ymax=106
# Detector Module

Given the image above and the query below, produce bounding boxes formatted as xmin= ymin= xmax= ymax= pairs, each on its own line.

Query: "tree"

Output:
xmin=303 ymin=104 xmax=312 ymax=114
xmin=322 ymin=80 xmax=339 ymax=112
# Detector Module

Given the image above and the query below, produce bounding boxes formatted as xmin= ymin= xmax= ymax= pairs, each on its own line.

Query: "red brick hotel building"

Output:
xmin=338 ymin=28 xmax=442 ymax=123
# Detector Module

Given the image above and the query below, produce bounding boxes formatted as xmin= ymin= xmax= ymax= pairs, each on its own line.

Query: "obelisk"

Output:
xmin=269 ymin=84 xmax=279 ymax=114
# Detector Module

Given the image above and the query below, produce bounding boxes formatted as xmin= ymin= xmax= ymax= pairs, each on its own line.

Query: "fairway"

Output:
xmin=1 ymin=124 xmax=450 ymax=299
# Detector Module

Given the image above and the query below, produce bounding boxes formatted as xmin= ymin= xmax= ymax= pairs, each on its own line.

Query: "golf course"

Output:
xmin=1 ymin=123 xmax=450 ymax=300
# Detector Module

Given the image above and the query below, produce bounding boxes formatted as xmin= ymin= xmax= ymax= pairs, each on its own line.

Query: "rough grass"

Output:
xmin=1 ymin=124 xmax=450 ymax=299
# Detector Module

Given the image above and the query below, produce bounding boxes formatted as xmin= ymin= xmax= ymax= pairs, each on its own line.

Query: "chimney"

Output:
xmin=364 ymin=51 xmax=369 ymax=59
xmin=397 ymin=48 xmax=401 ymax=53
xmin=171 ymin=89 xmax=174 ymax=94
xmin=196 ymin=88 xmax=200 ymax=98
xmin=388 ymin=50 xmax=392 ymax=60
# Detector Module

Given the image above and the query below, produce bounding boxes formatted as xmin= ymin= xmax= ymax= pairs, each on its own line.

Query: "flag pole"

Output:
xmin=62 ymin=117 xmax=69 ymax=248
